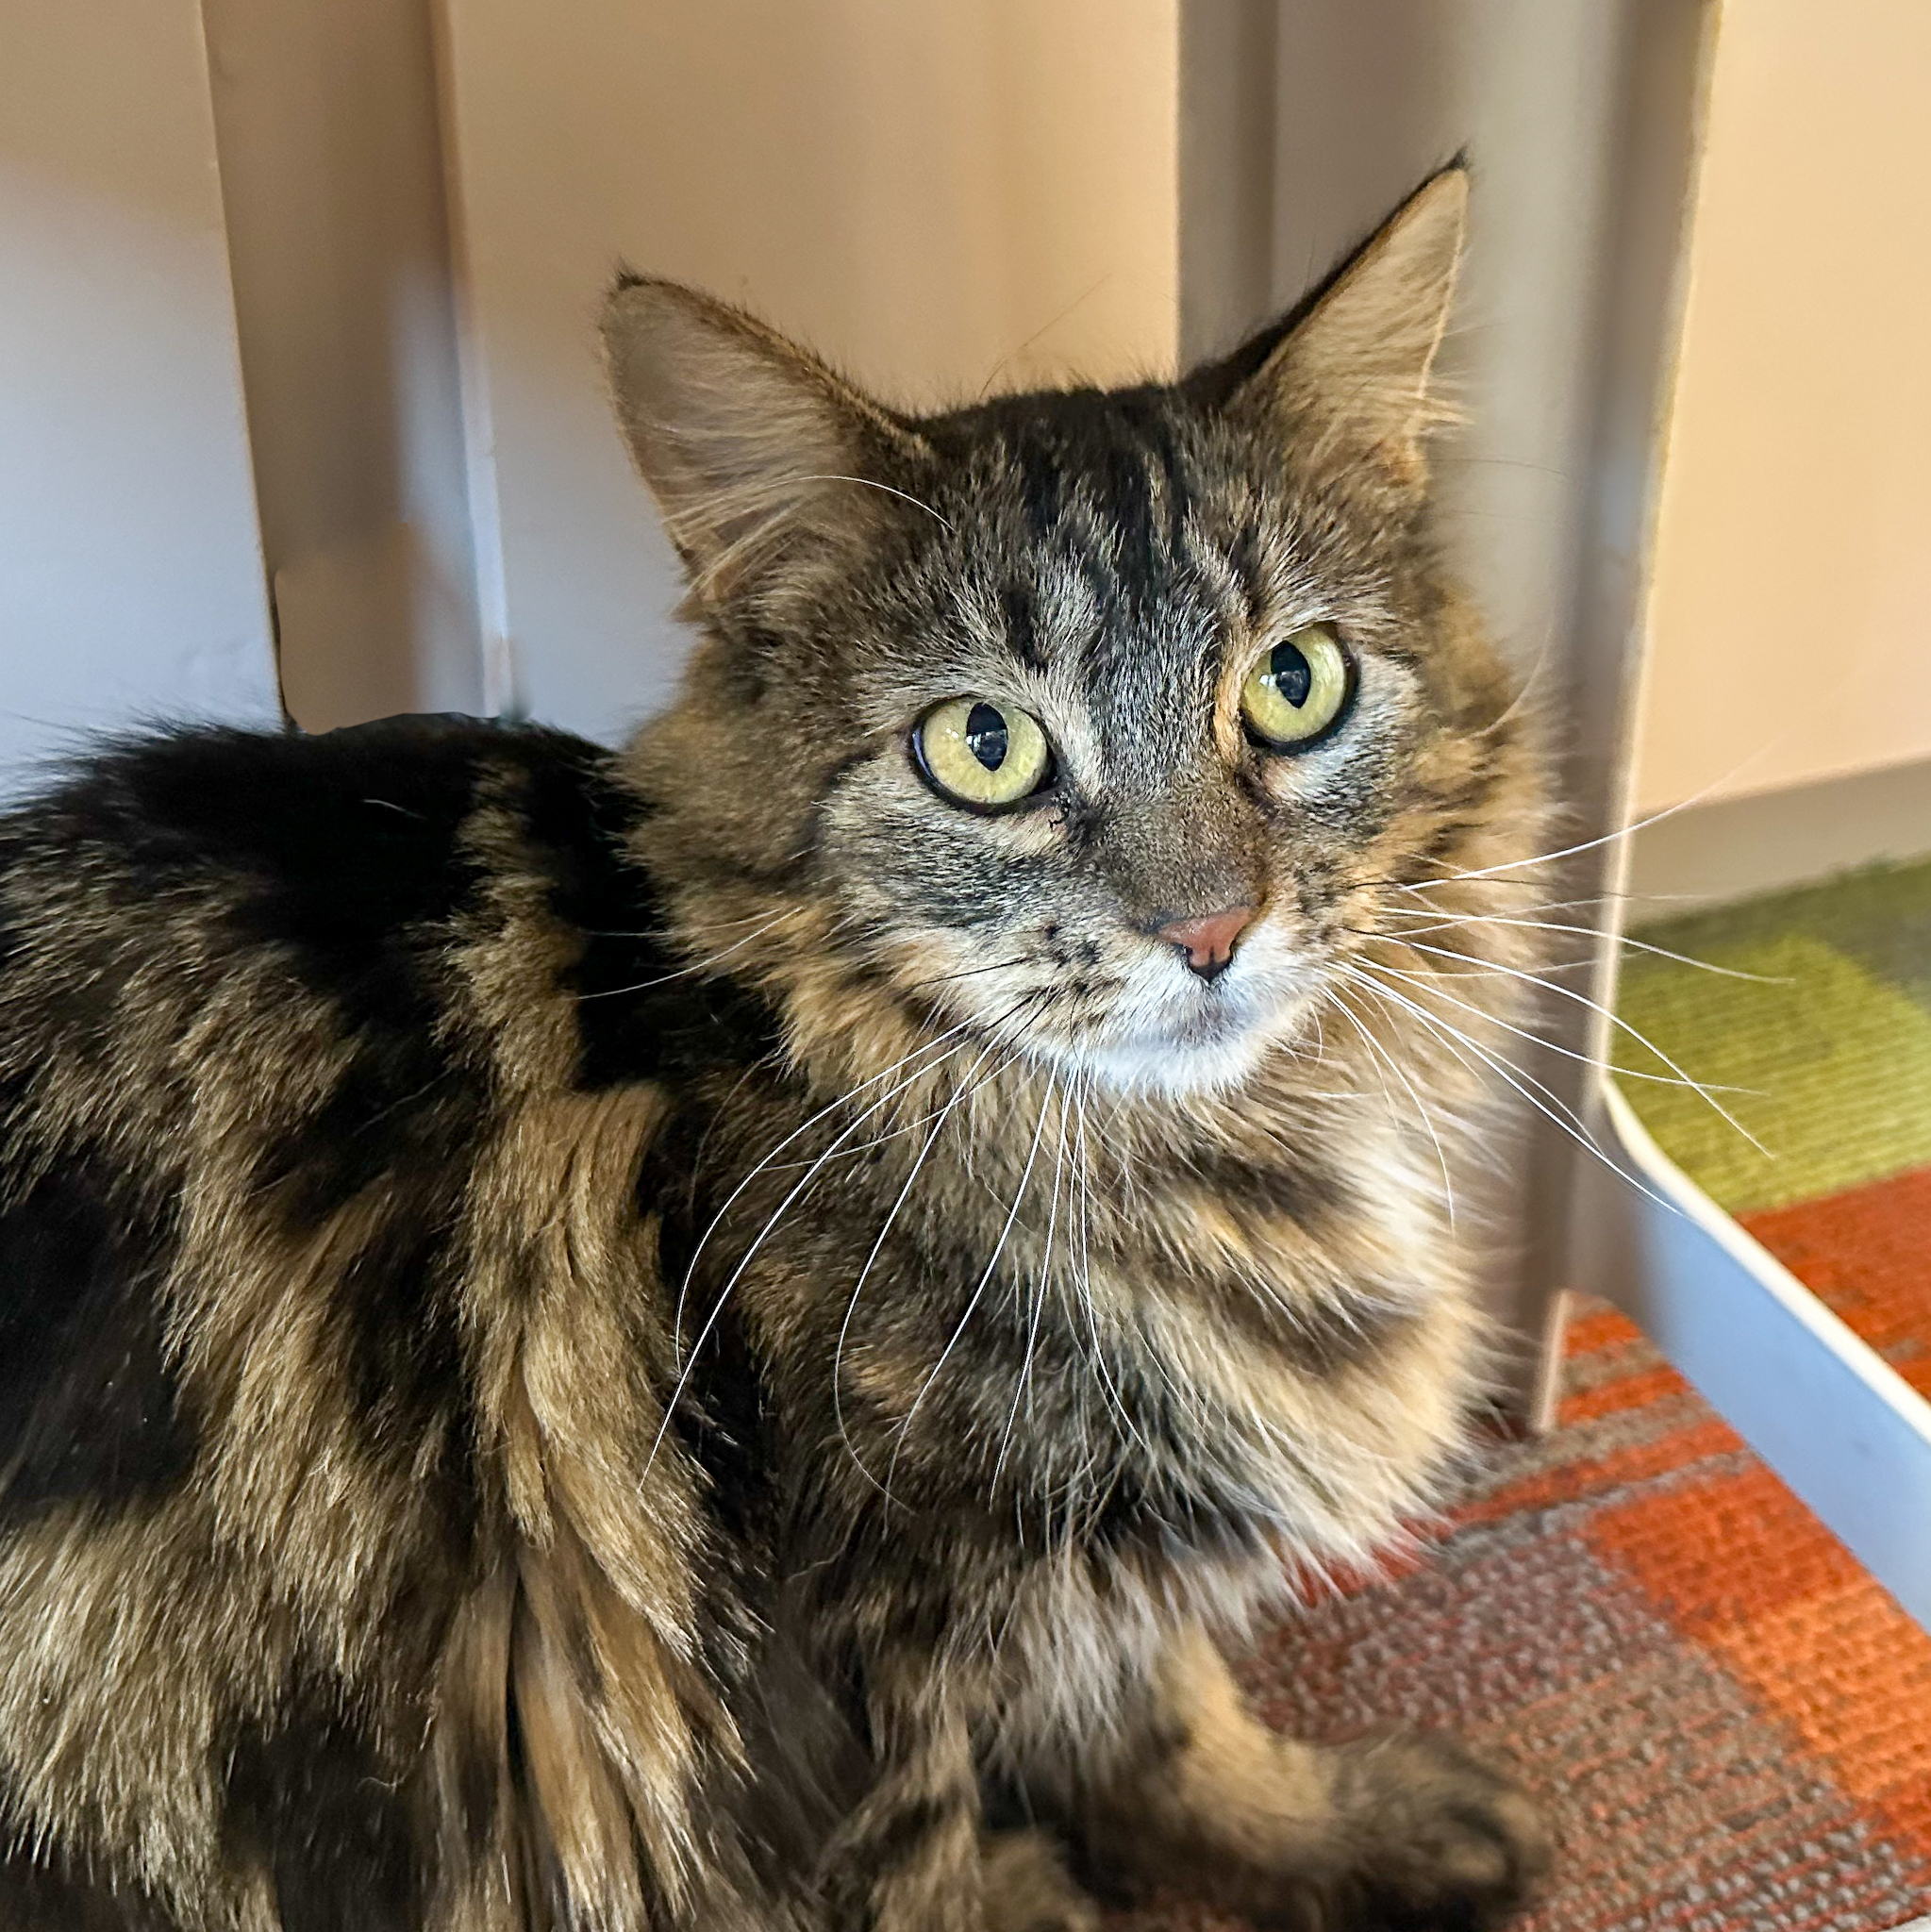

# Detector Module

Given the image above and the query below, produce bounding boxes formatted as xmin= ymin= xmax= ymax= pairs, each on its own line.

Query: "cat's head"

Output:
xmin=607 ymin=170 xmax=1539 ymax=1100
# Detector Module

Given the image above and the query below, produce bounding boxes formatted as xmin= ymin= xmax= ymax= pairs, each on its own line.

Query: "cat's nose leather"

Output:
xmin=1157 ymin=906 xmax=1257 ymax=981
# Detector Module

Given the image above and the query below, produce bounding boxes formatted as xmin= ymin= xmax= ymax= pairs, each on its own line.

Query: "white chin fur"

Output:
xmin=1046 ymin=1026 xmax=1272 ymax=1100
xmin=969 ymin=929 xmax=1321 ymax=1101
xmin=1033 ymin=967 xmax=1312 ymax=1099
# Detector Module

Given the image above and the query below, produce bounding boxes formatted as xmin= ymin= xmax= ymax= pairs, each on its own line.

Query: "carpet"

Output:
xmin=1614 ymin=857 xmax=1931 ymax=1219
xmin=1612 ymin=856 xmax=1931 ymax=1396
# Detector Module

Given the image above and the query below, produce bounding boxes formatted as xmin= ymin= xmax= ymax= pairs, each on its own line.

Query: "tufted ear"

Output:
xmin=1211 ymin=167 xmax=1468 ymax=491
xmin=601 ymin=275 xmax=926 ymax=605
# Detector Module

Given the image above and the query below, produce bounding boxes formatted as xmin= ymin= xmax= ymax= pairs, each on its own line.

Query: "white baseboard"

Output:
xmin=1629 ymin=758 xmax=1931 ymax=909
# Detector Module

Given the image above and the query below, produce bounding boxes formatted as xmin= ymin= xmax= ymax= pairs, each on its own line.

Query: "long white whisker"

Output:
xmin=576 ymin=914 xmax=786 ymax=997
xmin=1325 ymin=981 xmax=1457 ymax=1230
xmin=1384 ymin=936 xmax=1770 ymax=1156
xmin=1392 ymin=763 xmax=1764 ymax=887
xmin=886 ymin=1073 xmax=1057 ymax=1502
xmin=832 ymin=1040 xmax=1002 ymax=1494
xmin=1337 ymin=964 xmax=1684 ymax=1219
xmin=994 ymin=1076 xmax=1069 ymax=1482
xmin=1070 ymin=1081 xmax=1157 ymax=1464
xmin=650 ymin=1035 xmax=998 ymax=1474
xmin=1372 ymin=905 xmax=1782 ymax=982
xmin=786 ymin=473 xmax=954 ymax=529
xmin=671 ymin=1016 xmax=985 ymax=1356
xmin=1352 ymin=954 xmax=1762 ymax=1096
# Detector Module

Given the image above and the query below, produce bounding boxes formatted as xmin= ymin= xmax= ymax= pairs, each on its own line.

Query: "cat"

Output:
xmin=0 ymin=167 xmax=1553 ymax=1931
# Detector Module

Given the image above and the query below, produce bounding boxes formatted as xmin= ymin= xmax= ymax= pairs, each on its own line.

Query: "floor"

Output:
xmin=1616 ymin=855 xmax=1931 ymax=1391
xmin=1117 ymin=1287 xmax=1931 ymax=1932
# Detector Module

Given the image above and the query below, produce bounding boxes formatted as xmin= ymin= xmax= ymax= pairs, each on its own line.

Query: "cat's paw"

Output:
xmin=1324 ymin=1733 xmax=1552 ymax=1931
xmin=980 ymin=1829 xmax=1103 ymax=1932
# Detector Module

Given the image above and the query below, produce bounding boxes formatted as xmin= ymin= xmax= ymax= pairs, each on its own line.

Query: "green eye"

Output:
xmin=914 ymin=698 xmax=1053 ymax=811
xmin=1240 ymin=625 xmax=1354 ymax=749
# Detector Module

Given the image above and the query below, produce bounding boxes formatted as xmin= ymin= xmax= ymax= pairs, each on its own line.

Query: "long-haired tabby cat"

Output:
xmin=0 ymin=169 xmax=1554 ymax=1931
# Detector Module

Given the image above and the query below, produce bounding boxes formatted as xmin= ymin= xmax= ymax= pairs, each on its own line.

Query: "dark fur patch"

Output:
xmin=0 ymin=1155 xmax=192 ymax=1524
xmin=513 ymin=747 xmax=785 ymax=1091
xmin=82 ymin=717 xmax=495 ymax=1034
xmin=222 ymin=1690 xmax=420 ymax=1932
xmin=0 ymin=1840 xmax=182 ymax=1932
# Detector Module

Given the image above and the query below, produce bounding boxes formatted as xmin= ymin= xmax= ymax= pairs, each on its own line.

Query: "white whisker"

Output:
xmin=886 ymin=1072 xmax=1057 ymax=1503
xmin=1372 ymin=904 xmax=1784 ymax=983
xmin=833 ymin=1040 xmax=1004 ymax=1494
xmin=647 ymin=1031 xmax=993 ymax=1474
xmin=1379 ymin=936 xmax=1770 ymax=1157
xmin=577 ymin=914 xmax=786 ymax=997
xmin=669 ymin=1014 xmax=986 ymax=1357
xmin=994 ymin=1076 xmax=1070 ymax=1483
xmin=1336 ymin=964 xmax=1684 ymax=1220
xmin=786 ymin=473 xmax=954 ymax=530
xmin=1324 ymin=981 xmax=1457 ymax=1230
xmin=1352 ymin=953 xmax=1761 ymax=1097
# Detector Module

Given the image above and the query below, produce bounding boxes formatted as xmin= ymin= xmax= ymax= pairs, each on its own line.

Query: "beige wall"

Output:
xmin=437 ymin=0 xmax=1179 ymax=740
xmin=1634 ymin=0 xmax=1931 ymax=813
xmin=0 ymin=0 xmax=281 ymax=785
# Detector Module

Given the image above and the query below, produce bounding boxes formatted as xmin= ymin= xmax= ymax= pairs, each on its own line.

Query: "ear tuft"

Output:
xmin=601 ymin=276 xmax=923 ymax=603
xmin=1228 ymin=167 xmax=1468 ymax=489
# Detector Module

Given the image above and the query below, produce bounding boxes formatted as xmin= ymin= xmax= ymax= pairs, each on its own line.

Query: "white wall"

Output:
xmin=0 ymin=0 xmax=281 ymax=787
xmin=434 ymin=0 xmax=1180 ymax=742
xmin=1634 ymin=0 xmax=1931 ymax=813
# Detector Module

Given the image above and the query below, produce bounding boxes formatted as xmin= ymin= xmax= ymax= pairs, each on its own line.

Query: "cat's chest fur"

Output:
xmin=703 ymin=1071 xmax=1480 ymax=1601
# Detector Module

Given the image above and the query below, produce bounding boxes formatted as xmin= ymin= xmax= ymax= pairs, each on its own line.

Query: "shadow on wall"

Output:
xmin=204 ymin=0 xmax=483 ymax=731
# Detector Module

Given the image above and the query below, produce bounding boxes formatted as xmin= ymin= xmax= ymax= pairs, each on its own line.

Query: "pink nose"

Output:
xmin=1157 ymin=905 xmax=1258 ymax=981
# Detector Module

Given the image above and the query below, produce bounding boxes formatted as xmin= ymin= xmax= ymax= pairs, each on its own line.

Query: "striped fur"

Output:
xmin=0 ymin=172 xmax=1551 ymax=1929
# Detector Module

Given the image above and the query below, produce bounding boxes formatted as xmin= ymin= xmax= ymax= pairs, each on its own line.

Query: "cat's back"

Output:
xmin=0 ymin=713 xmax=641 ymax=1521
xmin=0 ymin=715 xmax=775 ymax=1930
xmin=0 ymin=708 xmax=720 ymax=1091
xmin=0 ymin=712 xmax=620 ymax=1011
xmin=0 ymin=714 xmax=741 ymax=1499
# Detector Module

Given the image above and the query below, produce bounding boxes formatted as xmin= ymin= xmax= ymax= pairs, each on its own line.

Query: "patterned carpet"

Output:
xmin=1614 ymin=856 xmax=1931 ymax=1223
xmin=1120 ymin=858 xmax=1931 ymax=1930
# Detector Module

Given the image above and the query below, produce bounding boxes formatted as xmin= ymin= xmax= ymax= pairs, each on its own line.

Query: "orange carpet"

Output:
xmin=1742 ymin=1162 xmax=1931 ymax=1402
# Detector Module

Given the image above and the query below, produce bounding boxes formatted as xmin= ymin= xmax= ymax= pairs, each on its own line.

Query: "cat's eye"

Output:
xmin=1240 ymin=625 xmax=1354 ymax=750
xmin=913 ymin=698 xmax=1053 ymax=811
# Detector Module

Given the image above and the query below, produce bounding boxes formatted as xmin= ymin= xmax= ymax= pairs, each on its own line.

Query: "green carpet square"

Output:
xmin=1616 ymin=930 xmax=1931 ymax=1215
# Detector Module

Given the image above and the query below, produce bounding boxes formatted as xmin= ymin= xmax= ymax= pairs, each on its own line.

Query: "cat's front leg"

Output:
xmin=1074 ymin=1624 xmax=1552 ymax=1930
xmin=815 ymin=1690 xmax=989 ymax=1931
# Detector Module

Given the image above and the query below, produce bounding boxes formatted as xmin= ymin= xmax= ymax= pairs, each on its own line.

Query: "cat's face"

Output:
xmin=611 ymin=172 xmax=1529 ymax=1099
xmin=804 ymin=403 xmax=1495 ymax=1098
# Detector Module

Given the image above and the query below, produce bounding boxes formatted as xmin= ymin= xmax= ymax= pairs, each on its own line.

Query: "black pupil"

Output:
xmin=1268 ymin=641 xmax=1313 ymax=708
xmin=964 ymin=702 xmax=1008 ymax=771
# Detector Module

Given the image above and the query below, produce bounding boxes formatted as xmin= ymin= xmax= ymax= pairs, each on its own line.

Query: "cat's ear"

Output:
xmin=1210 ymin=167 xmax=1467 ymax=491
xmin=601 ymin=275 xmax=926 ymax=604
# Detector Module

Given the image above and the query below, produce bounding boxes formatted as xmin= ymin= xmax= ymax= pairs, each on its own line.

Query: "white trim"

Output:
xmin=1573 ymin=1079 xmax=1931 ymax=1634
xmin=426 ymin=0 xmax=513 ymax=717
xmin=1627 ymin=756 xmax=1931 ymax=907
